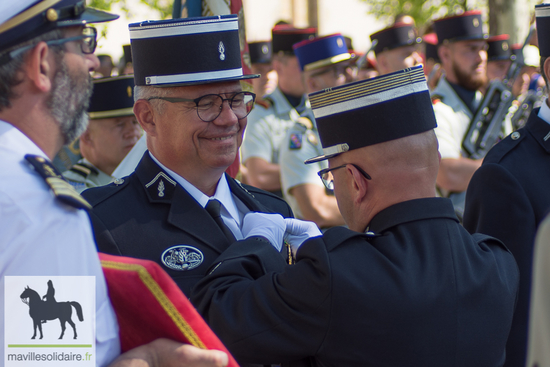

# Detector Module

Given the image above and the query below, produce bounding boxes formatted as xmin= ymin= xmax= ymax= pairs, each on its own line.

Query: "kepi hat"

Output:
xmin=249 ymin=41 xmax=272 ymax=64
xmin=305 ymin=65 xmax=436 ymax=163
xmin=536 ymin=3 xmax=550 ymax=57
xmin=369 ymin=23 xmax=421 ymax=55
xmin=129 ymin=15 xmax=259 ymax=87
xmin=487 ymin=34 xmax=512 ymax=61
xmin=433 ymin=10 xmax=488 ymax=44
xmin=293 ymin=34 xmax=354 ymax=71
xmin=271 ymin=24 xmax=317 ymax=55
xmin=423 ymin=33 xmax=440 ymax=63
xmin=88 ymin=75 xmax=135 ymax=120
xmin=0 ymin=0 xmax=118 ymax=55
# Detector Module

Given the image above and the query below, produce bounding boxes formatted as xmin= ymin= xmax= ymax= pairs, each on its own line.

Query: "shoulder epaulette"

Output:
xmin=296 ymin=116 xmax=313 ymax=130
xmin=25 ymin=154 xmax=91 ymax=210
xmin=69 ymin=162 xmax=99 ymax=179
xmin=81 ymin=177 xmax=130 ymax=207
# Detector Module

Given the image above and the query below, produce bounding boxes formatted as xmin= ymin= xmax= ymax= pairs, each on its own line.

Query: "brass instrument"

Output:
xmin=510 ymin=89 xmax=545 ymax=130
xmin=462 ymin=26 xmax=535 ymax=159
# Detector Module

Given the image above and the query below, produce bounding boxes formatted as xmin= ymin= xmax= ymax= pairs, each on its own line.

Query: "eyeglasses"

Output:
xmin=310 ymin=64 xmax=357 ymax=79
xmin=147 ymin=91 xmax=256 ymax=122
xmin=8 ymin=27 xmax=98 ymax=60
xmin=317 ymin=163 xmax=371 ymax=190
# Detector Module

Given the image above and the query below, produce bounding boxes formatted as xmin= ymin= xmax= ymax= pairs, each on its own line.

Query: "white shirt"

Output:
xmin=0 ymin=120 xmax=120 ymax=367
xmin=149 ymin=152 xmax=249 ymax=239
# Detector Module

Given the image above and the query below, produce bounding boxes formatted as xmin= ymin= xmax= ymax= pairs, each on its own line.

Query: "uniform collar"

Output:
xmin=432 ymin=76 xmax=482 ymax=117
xmin=268 ymin=86 xmax=308 ymax=117
xmin=526 ymin=108 xmax=550 ymax=154
xmin=537 ymin=98 xmax=550 ymax=126
xmin=366 ymin=197 xmax=458 ymax=235
xmin=148 ymin=152 xmax=241 ymax=222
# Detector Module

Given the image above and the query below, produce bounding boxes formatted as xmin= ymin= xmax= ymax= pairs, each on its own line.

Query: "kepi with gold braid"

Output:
xmin=89 ymin=75 xmax=135 ymax=120
xmin=293 ymin=34 xmax=353 ymax=72
xmin=99 ymin=253 xmax=240 ymax=366
xmin=305 ymin=65 xmax=437 ymax=164
xmin=0 ymin=0 xmax=118 ymax=55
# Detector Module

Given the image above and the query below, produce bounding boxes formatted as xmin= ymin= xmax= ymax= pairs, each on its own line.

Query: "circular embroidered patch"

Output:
xmin=161 ymin=245 xmax=204 ymax=271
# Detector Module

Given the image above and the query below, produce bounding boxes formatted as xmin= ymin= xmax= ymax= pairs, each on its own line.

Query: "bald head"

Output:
xmin=357 ymin=129 xmax=439 ymax=180
xmin=332 ymin=130 xmax=439 ymax=231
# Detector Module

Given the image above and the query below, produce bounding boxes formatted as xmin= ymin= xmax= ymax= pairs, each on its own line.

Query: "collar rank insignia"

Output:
xmin=145 ymin=172 xmax=176 ymax=200
xmin=25 ymin=154 xmax=92 ymax=210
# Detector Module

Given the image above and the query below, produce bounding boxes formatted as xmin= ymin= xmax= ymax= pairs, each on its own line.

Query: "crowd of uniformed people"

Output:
xmin=2 ymin=0 xmax=550 ymax=366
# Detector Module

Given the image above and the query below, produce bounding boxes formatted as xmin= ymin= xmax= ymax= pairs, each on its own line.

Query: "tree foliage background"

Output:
xmin=89 ymin=0 xmax=172 ymax=19
xmin=361 ymin=0 xmax=486 ymax=32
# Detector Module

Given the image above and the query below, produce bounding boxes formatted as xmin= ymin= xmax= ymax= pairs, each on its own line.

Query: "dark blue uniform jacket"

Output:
xmin=82 ymin=152 xmax=293 ymax=296
xmin=192 ymin=198 xmax=519 ymax=367
xmin=464 ymin=109 xmax=550 ymax=367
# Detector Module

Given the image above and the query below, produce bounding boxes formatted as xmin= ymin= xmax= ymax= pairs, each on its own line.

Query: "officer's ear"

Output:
xmin=348 ymin=164 xmax=369 ymax=204
xmin=133 ymin=99 xmax=157 ymax=137
xmin=24 ymin=42 xmax=53 ymax=93
xmin=543 ymin=57 xmax=550 ymax=90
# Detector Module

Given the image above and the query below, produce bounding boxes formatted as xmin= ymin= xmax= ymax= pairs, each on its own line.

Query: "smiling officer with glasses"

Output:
xmin=191 ymin=66 xmax=519 ymax=367
xmin=81 ymin=15 xmax=294 ymax=314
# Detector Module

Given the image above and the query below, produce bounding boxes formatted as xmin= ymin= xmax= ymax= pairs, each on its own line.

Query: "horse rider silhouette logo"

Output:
xmin=20 ymin=280 xmax=84 ymax=340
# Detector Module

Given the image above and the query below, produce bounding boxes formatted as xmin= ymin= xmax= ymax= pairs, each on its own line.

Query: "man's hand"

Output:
xmin=284 ymin=218 xmax=322 ymax=254
xmin=108 ymin=339 xmax=228 ymax=367
xmin=241 ymin=212 xmax=286 ymax=251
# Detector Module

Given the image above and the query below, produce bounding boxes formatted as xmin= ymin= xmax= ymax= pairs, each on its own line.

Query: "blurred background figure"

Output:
xmin=279 ymin=33 xmax=356 ymax=228
xmin=486 ymin=35 xmax=513 ymax=82
xmin=423 ymin=32 xmax=442 ymax=90
xmin=248 ymin=41 xmax=278 ymax=98
xmin=241 ymin=24 xmax=316 ymax=196
xmin=63 ymin=75 xmax=142 ymax=192
xmin=356 ymin=53 xmax=379 ymax=80
xmin=94 ymin=54 xmax=115 ymax=78
xmin=370 ymin=22 xmax=423 ymax=75
xmin=118 ymin=44 xmax=134 ymax=75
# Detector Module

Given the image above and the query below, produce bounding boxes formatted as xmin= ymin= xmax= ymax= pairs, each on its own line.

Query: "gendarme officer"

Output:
xmin=431 ymin=11 xmax=488 ymax=217
xmin=63 ymin=75 xmax=142 ymax=192
xmin=82 ymin=15 xmax=293 ymax=297
xmin=191 ymin=66 xmax=519 ymax=367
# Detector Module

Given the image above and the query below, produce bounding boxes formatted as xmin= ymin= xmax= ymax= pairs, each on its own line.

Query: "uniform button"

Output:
xmin=511 ymin=132 xmax=520 ymax=140
xmin=113 ymin=178 xmax=124 ymax=185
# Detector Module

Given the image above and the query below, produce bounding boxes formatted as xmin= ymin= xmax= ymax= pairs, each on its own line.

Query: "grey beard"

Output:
xmin=46 ymin=58 xmax=93 ymax=145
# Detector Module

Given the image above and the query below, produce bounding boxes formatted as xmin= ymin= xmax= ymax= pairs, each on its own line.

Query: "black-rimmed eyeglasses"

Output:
xmin=317 ymin=163 xmax=371 ymax=190
xmin=8 ymin=27 xmax=98 ymax=61
xmin=147 ymin=91 xmax=256 ymax=122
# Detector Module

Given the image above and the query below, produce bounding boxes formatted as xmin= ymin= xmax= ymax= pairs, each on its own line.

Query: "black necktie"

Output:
xmin=205 ymin=199 xmax=237 ymax=243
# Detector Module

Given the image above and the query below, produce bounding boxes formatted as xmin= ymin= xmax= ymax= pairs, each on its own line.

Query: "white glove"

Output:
xmin=241 ymin=212 xmax=286 ymax=251
xmin=284 ymin=218 xmax=322 ymax=254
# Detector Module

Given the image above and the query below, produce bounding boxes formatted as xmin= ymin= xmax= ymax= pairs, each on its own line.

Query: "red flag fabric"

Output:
xmin=99 ymin=252 xmax=239 ymax=366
